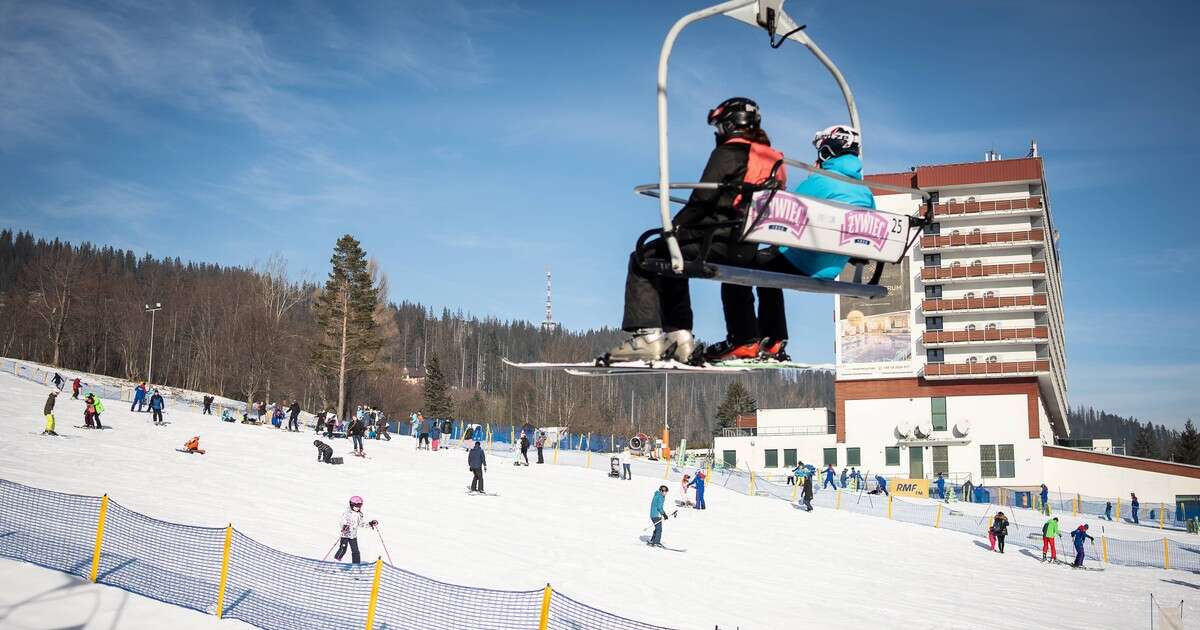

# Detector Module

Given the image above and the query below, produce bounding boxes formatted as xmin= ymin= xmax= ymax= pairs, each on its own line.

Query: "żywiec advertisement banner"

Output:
xmin=836 ymin=256 xmax=915 ymax=380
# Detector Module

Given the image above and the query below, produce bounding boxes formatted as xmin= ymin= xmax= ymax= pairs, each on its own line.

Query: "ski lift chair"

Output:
xmin=634 ymin=0 xmax=935 ymax=300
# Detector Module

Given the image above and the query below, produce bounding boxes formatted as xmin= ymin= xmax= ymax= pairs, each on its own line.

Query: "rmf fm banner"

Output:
xmin=891 ymin=478 xmax=930 ymax=498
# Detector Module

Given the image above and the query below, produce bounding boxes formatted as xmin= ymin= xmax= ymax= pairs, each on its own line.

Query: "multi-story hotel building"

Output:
xmin=714 ymin=148 xmax=1200 ymax=504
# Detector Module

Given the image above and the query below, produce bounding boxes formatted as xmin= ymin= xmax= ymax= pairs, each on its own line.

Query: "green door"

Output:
xmin=909 ymin=446 xmax=924 ymax=479
xmin=723 ymin=450 xmax=737 ymax=468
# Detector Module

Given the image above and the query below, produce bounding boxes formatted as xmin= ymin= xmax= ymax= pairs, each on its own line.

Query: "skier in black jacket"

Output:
xmin=605 ymin=97 xmax=788 ymax=363
xmin=287 ymin=401 xmax=301 ymax=432
xmin=518 ymin=434 xmax=530 ymax=466
xmin=468 ymin=441 xmax=487 ymax=493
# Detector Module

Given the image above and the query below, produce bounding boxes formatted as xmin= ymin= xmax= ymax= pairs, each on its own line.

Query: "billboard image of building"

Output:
xmin=836 ymin=257 xmax=913 ymax=379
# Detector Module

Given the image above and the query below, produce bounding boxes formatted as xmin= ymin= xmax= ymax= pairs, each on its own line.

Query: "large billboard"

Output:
xmin=836 ymin=257 xmax=915 ymax=379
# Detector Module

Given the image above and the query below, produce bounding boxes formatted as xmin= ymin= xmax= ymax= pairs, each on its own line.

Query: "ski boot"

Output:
xmin=664 ymin=329 xmax=702 ymax=365
xmin=758 ymin=337 xmax=790 ymax=362
xmin=703 ymin=338 xmax=762 ymax=363
xmin=600 ymin=328 xmax=673 ymax=364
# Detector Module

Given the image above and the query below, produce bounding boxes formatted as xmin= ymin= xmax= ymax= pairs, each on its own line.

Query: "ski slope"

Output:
xmin=0 ymin=370 xmax=1195 ymax=629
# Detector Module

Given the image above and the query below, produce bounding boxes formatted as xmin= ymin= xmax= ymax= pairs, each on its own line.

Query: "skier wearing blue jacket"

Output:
xmin=935 ymin=473 xmax=946 ymax=500
xmin=1070 ymin=524 xmax=1094 ymax=567
xmin=780 ymin=125 xmax=875 ymax=279
xmin=822 ymin=465 xmax=837 ymax=490
xmin=648 ymin=485 xmax=670 ymax=547
xmin=687 ymin=470 xmax=707 ymax=510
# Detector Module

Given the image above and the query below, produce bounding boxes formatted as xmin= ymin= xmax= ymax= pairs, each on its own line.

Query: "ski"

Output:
xmin=465 ymin=489 xmax=499 ymax=496
xmin=73 ymin=425 xmax=113 ymax=430
xmin=643 ymin=542 xmax=686 ymax=553
xmin=32 ymin=432 xmax=74 ymax=439
xmin=503 ymin=357 xmax=831 ymax=376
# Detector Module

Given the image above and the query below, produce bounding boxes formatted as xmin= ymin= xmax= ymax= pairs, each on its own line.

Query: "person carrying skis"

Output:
xmin=1070 ymin=523 xmax=1094 ymax=568
xmin=1041 ymin=516 xmax=1060 ymax=562
xmin=334 ymin=496 xmax=378 ymax=564
xmin=71 ymin=377 xmax=82 ymax=399
xmin=314 ymin=439 xmax=334 ymax=464
xmin=778 ymin=125 xmax=874 ymax=281
xmin=42 ymin=390 xmax=58 ymax=436
xmin=181 ymin=436 xmax=205 ymax=454
xmin=648 ymin=485 xmax=670 ymax=547
xmin=535 ymin=431 xmax=547 ymax=464
xmin=687 ymin=469 xmax=707 ymax=510
xmin=801 ymin=470 xmax=814 ymax=512
xmin=468 ymin=441 xmax=487 ymax=493
xmin=131 ymin=382 xmax=146 ymax=412
xmin=149 ymin=389 xmax=165 ymax=425
xmin=605 ymin=97 xmax=789 ymax=364
xmin=288 ymin=400 xmax=301 ymax=432
xmin=988 ymin=511 xmax=1009 ymax=553
xmin=822 ymin=464 xmax=836 ymax=490
xmin=1039 ymin=484 xmax=1050 ymax=515
xmin=518 ymin=433 xmax=530 ymax=466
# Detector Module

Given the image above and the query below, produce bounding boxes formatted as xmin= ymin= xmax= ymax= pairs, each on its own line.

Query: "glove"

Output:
xmin=661 ymin=513 xmax=668 ymax=521
xmin=369 ymin=520 xmax=379 ymax=528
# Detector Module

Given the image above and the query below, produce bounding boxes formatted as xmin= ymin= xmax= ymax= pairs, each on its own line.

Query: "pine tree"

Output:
xmin=423 ymin=354 xmax=454 ymax=418
xmin=1131 ymin=421 xmax=1159 ymax=459
xmin=1170 ymin=419 xmax=1200 ymax=465
xmin=312 ymin=235 xmax=382 ymax=418
xmin=715 ymin=381 xmax=757 ymax=430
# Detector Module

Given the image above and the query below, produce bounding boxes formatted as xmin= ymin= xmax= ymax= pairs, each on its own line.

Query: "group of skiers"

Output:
xmin=515 ymin=431 xmax=547 ymax=466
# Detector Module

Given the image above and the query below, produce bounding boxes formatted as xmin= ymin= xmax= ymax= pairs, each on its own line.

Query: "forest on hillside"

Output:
xmin=0 ymin=230 xmax=831 ymax=447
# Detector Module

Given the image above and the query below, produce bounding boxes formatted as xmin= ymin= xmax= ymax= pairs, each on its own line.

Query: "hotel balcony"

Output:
xmin=932 ymin=196 xmax=1043 ymax=220
xmin=923 ymin=359 xmax=1051 ymax=379
xmin=921 ymin=228 xmax=1045 ymax=253
xmin=922 ymin=261 xmax=1046 ymax=283
xmin=922 ymin=326 xmax=1049 ymax=347
xmin=921 ymin=293 xmax=1048 ymax=315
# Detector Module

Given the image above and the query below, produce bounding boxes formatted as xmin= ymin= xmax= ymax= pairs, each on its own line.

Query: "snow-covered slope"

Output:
xmin=0 ymin=370 xmax=1194 ymax=629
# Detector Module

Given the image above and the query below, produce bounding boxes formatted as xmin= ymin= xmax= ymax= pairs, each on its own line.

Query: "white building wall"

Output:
xmin=712 ymin=433 xmax=837 ymax=480
xmin=1044 ymin=455 xmax=1200 ymax=504
xmin=843 ymin=394 xmax=1044 ymax=485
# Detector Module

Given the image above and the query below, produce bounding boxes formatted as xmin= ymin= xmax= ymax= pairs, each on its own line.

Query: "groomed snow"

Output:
xmin=0 ymin=370 xmax=1195 ymax=629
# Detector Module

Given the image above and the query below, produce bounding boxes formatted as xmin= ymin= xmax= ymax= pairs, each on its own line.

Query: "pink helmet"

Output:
xmin=349 ymin=496 xmax=363 ymax=508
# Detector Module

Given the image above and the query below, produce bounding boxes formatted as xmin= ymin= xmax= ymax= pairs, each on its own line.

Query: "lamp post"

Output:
xmin=144 ymin=302 xmax=163 ymax=384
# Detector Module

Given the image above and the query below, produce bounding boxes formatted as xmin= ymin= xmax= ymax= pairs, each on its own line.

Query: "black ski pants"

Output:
xmin=288 ymin=415 xmax=299 ymax=431
xmin=470 ymin=467 xmax=484 ymax=492
xmin=152 ymin=409 xmax=163 ymax=424
xmin=621 ymin=210 xmax=758 ymax=341
xmin=536 ymin=447 xmax=544 ymax=464
xmin=520 ymin=446 xmax=529 ymax=465
xmin=334 ymin=537 xmax=360 ymax=563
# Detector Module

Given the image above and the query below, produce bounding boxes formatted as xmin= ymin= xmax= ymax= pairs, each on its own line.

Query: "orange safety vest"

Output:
xmin=723 ymin=137 xmax=788 ymax=208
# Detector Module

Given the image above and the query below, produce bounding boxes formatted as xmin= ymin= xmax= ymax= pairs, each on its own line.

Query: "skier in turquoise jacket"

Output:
xmin=780 ymin=125 xmax=876 ymax=279
xmin=648 ymin=485 xmax=669 ymax=546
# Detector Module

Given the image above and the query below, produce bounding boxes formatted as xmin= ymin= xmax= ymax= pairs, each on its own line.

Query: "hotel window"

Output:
xmin=926 ymin=349 xmax=945 ymax=363
xmin=924 ymin=254 xmax=941 ymax=267
xmin=846 ymin=448 xmax=861 ymax=466
xmin=932 ymin=446 xmax=949 ymax=476
xmin=764 ymin=449 xmax=779 ymax=468
xmin=980 ymin=444 xmax=1016 ymax=479
xmin=823 ymin=448 xmax=838 ymax=467
xmin=783 ymin=449 xmax=797 ymax=468
xmin=931 ymin=397 xmax=948 ymax=431
xmin=925 ymin=285 xmax=943 ymax=299
xmin=924 ymin=222 xmax=941 ymax=235
xmin=925 ymin=317 xmax=943 ymax=331
xmin=885 ymin=447 xmax=900 ymax=466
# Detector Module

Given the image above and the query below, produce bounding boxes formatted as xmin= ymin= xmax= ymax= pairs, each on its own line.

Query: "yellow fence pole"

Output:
xmin=790 ymin=481 xmax=799 ymax=502
xmin=553 ymin=437 xmax=560 ymax=465
xmin=538 ymin=583 xmax=552 ymax=630
xmin=89 ymin=495 xmax=109 ymax=583
xmin=215 ymin=524 xmax=233 ymax=618
xmin=1159 ymin=503 xmax=1165 ymax=529
xmin=836 ymin=490 xmax=842 ymax=511
xmin=1163 ymin=538 xmax=1170 ymax=570
xmin=888 ymin=495 xmax=894 ymax=520
xmin=1116 ymin=497 xmax=1121 ymax=521
xmin=1101 ymin=536 xmax=1108 ymax=563
xmin=364 ymin=557 xmax=383 ymax=630
xmin=935 ymin=503 xmax=942 ymax=528
xmin=662 ymin=458 xmax=670 ymax=480
xmin=1072 ymin=496 xmax=1078 ymax=517
xmin=586 ymin=450 xmax=592 ymax=469
xmin=748 ymin=470 xmax=756 ymax=496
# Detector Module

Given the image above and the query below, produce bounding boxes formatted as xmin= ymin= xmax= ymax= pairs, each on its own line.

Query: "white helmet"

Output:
xmin=812 ymin=125 xmax=861 ymax=164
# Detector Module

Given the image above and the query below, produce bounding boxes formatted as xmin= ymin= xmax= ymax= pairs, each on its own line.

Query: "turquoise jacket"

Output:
xmin=650 ymin=492 xmax=667 ymax=520
xmin=780 ymin=154 xmax=877 ymax=279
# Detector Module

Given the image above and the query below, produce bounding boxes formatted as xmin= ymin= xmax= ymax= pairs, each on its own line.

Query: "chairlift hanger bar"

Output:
xmin=655 ymin=0 xmax=863 ymax=272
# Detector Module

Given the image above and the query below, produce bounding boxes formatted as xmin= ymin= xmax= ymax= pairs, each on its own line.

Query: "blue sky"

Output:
xmin=2 ymin=1 xmax=1198 ymax=427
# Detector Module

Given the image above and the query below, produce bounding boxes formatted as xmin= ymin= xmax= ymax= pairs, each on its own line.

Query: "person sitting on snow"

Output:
xmin=314 ymin=439 xmax=334 ymax=464
xmin=182 ymin=436 xmax=205 ymax=454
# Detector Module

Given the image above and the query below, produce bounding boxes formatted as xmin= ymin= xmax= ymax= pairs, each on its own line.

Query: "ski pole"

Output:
xmin=374 ymin=526 xmax=394 ymax=565
xmin=321 ymin=537 xmax=341 ymax=562
xmin=642 ymin=510 xmax=679 ymax=532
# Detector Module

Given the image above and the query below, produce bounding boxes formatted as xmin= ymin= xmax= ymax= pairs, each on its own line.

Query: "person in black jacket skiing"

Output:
xmin=989 ymin=511 xmax=1009 ymax=553
xmin=42 ymin=391 xmax=58 ymax=436
xmin=605 ymin=97 xmax=788 ymax=363
xmin=468 ymin=441 xmax=487 ymax=493
xmin=287 ymin=401 xmax=301 ymax=432
xmin=348 ymin=416 xmax=366 ymax=457
xmin=518 ymin=434 xmax=530 ymax=466
xmin=800 ymin=471 xmax=814 ymax=512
